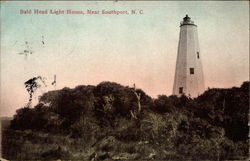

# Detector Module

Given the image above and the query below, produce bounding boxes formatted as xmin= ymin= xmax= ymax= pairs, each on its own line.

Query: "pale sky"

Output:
xmin=0 ymin=1 xmax=249 ymax=117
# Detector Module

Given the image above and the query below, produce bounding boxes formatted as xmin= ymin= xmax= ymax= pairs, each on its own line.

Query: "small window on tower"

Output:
xmin=197 ymin=52 xmax=200 ymax=59
xmin=179 ymin=87 xmax=183 ymax=94
xmin=190 ymin=68 xmax=194 ymax=74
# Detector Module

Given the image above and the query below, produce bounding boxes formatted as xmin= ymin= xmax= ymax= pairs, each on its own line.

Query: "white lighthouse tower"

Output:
xmin=173 ymin=15 xmax=205 ymax=97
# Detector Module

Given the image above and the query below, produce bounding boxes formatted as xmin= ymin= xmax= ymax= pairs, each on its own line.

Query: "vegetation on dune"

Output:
xmin=3 ymin=81 xmax=249 ymax=160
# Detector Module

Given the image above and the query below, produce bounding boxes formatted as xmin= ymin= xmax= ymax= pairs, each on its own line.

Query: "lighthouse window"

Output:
xmin=197 ymin=52 xmax=200 ymax=59
xmin=190 ymin=68 xmax=194 ymax=74
xmin=179 ymin=87 xmax=183 ymax=94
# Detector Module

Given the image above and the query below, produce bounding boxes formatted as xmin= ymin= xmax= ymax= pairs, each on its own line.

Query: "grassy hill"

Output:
xmin=2 ymin=81 xmax=249 ymax=160
xmin=1 ymin=117 xmax=12 ymax=130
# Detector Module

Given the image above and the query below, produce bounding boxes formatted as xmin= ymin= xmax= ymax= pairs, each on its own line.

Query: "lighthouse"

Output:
xmin=173 ymin=15 xmax=205 ymax=97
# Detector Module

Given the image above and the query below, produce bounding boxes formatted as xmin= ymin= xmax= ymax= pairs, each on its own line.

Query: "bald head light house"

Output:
xmin=173 ymin=15 xmax=205 ymax=97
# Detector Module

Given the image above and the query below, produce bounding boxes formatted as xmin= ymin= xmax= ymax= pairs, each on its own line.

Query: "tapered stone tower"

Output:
xmin=173 ymin=15 xmax=205 ymax=97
